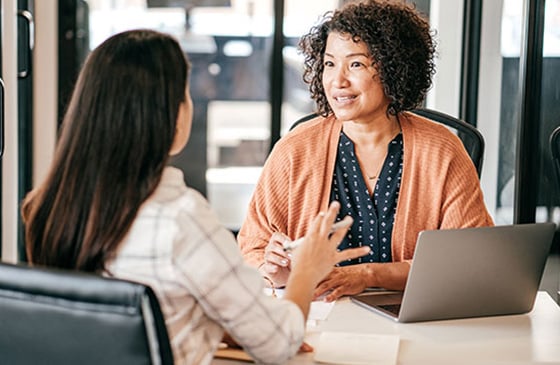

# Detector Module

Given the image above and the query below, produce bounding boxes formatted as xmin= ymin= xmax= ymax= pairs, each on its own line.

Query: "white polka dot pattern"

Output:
xmin=330 ymin=132 xmax=403 ymax=265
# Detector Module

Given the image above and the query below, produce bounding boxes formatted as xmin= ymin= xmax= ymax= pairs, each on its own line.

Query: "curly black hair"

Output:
xmin=298 ymin=0 xmax=437 ymax=117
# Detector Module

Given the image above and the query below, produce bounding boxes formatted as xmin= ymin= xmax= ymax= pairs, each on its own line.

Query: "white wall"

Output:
xmin=1 ymin=0 xmax=58 ymax=262
xmin=428 ymin=0 xmax=504 ymax=221
xmin=1 ymin=0 xmax=19 ymax=263
xmin=33 ymin=1 xmax=58 ymax=187
xmin=477 ymin=0 xmax=504 ymax=221
xmin=426 ymin=0 xmax=464 ymax=116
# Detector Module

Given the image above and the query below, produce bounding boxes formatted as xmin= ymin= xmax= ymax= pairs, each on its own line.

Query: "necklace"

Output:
xmin=366 ymin=163 xmax=383 ymax=180
xmin=355 ymin=119 xmax=400 ymax=182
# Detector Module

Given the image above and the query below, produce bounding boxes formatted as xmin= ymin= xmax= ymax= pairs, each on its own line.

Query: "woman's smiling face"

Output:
xmin=322 ymin=32 xmax=391 ymax=123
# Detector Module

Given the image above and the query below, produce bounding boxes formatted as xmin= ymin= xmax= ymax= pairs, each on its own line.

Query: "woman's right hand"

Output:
xmin=260 ymin=232 xmax=292 ymax=288
xmin=283 ymin=201 xmax=370 ymax=320
xmin=290 ymin=201 xmax=370 ymax=290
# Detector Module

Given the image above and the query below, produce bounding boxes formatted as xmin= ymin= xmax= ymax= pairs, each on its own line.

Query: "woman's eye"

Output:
xmin=324 ymin=60 xmax=334 ymax=67
xmin=350 ymin=61 xmax=364 ymax=68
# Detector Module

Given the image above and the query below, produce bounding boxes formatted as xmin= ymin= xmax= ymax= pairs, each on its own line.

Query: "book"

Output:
xmin=214 ymin=346 xmax=253 ymax=362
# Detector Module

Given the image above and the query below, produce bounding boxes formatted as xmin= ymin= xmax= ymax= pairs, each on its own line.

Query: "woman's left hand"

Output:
xmin=313 ymin=266 xmax=368 ymax=302
xmin=298 ymin=342 xmax=314 ymax=353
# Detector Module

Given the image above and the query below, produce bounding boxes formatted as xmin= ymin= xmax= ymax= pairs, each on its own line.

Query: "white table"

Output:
xmin=212 ymin=292 xmax=560 ymax=364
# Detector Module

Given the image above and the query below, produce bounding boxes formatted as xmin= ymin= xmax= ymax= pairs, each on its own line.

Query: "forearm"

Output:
xmin=363 ymin=261 xmax=411 ymax=290
xmin=241 ymin=246 xmax=265 ymax=268
xmin=283 ymin=265 xmax=319 ymax=321
xmin=211 ymin=263 xmax=304 ymax=363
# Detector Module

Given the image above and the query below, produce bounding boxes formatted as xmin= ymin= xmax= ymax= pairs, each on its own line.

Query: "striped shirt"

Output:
xmin=106 ymin=167 xmax=304 ymax=365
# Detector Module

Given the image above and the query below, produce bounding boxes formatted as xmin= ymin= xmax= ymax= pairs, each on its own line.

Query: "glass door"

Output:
xmin=1 ymin=0 xmax=21 ymax=262
xmin=476 ymin=0 xmax=522 ymax=224
xmin=73 ymin=0 xmax=341 ymax=231
xmin=539 ymin=0 xmax=560 ymax=223
xmin=477 ymin=0 xmax=560 ymax=301
xmin=17 ymin=0 xmax=34 ymax=260
xmin=0 ymin=0 xmax=4 ymax=259
xmin=538 ymin=0 xmax=560 ymax=301
xmin=477 ymin=0 xmax=560 ymax=224
xmin=204 ymin=0 xmax=343 ymax=230
xmin=189 ymin=0 xmax=275 ymax=230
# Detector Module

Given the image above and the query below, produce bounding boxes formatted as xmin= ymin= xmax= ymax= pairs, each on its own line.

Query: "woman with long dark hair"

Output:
xmin=22 ymin=29 xmax=368 ymax=364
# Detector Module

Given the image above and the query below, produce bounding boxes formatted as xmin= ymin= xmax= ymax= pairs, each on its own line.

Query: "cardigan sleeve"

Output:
xmin=392 ymin=114 xmax=494 ymax=262
xmin=439 ymin=142 xmax=494 ymax=229
xmin=237 ymin=141 xmax=292 ymax=268
xmin=237 ymin=116 xmax=339 ymax=268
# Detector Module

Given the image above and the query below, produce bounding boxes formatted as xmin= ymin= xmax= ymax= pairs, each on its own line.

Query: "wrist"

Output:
xmin=262 ymin=275 xmax=275 ymax=288
xmin=258 ymin=263 xmax=275 ymax=285
xmin=262 ymin=276 xmax=278 ymax=298
xmin=363 ymin=263 xmax=379 ymax=288
xmin=289 ymin=264 xmax=321 ymax=290
xmin=258 ymin=262 xmax=289 ymax=288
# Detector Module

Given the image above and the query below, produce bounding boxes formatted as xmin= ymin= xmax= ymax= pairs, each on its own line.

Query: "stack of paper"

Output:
xmin=314 ymin=332 xmax=400 ymax=365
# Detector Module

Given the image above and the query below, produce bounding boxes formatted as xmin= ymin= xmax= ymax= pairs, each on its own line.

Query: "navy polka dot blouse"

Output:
xmin=330 ymin=131 xmax=403 ymax=266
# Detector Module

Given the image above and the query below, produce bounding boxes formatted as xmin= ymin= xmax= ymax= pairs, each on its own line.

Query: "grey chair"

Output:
xmin=0 ymin=262 xmax=173 ymax=365
xmin=290 ymin=108 xmax=485 ymax=178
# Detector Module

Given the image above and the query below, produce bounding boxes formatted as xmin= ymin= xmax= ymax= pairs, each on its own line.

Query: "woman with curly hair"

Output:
xmin=238 ymin=0 xmax=493 ymax=301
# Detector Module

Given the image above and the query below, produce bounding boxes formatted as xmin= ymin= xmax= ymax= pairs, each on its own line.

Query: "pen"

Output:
xmin=282 ymin=217 xmax=353 ymax=252
xmin=282 ymin=237 xmax=304 ymax=252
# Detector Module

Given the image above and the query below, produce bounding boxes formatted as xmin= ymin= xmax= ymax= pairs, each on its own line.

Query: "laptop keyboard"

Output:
xmin=379 ymin=304 xmax=401 ymax=316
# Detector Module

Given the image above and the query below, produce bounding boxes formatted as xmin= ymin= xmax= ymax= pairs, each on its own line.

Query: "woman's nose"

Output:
xmin=331 ymin=68 xmax=350 ymax=88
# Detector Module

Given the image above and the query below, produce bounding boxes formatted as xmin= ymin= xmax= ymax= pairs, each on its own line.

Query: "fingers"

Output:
xmin=314 ymin=277 xmax=353 ymax=302
xmin=268 ymin=232 xmax=290 ymax=253
xmin=321 ymin=201 xmax=340 ymax=234
xmin=323 ymin=286 xmax=347 ymax=302
xmin=319 ymin=202 xmax=354 ymax=249
xmin=298 ymin=342 xmax=314 ymax=353
xmin=261 ymin=262 xmax=280 ymax=275
xmin=336 ymin=246 xmax=371 ymax=263
xmin=313 ymin=284 xmax=331 ymax=300
xmin=308 ymin=201 xmax=341 ymax=238
xmin=307 ymin=211 xmax=326 ymax=240
xmin=265 ymin=232 xmax=291 ymax=268
xmin=265 ymin=253 xmax=289 ymax=268
xmin=329 ymin=215 xmax=353 ymax=243
xmin=306 ymin=202 xmax=344 ymax=246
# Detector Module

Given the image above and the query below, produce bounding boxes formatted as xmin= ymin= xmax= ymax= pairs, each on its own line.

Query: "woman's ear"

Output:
xmin=169 ymin=98 xmax=193 ymax=156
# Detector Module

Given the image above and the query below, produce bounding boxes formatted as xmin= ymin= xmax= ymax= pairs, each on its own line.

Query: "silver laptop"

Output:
xmin=350 ymin=223 xmax=556 ymax=323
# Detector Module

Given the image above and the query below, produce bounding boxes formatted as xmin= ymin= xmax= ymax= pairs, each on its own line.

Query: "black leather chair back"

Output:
xmin=290 ymin=108 xmax=485 ymax=178
xmin=412 ymin=108 xmax=484 ymax=177
xmin=0 ymin=262 xmax=173 ymax=365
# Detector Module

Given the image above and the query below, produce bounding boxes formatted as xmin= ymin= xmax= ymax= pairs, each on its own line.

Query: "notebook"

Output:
xmin=350 ymin=223 xmax=556 ymax=323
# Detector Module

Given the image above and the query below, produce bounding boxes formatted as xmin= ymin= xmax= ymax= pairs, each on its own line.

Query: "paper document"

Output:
xmin=314 ymin=332 xmax=400 ymax=365
xmin=309 ymin=300 xmax=335 ymax=321
xmin=263 ymin=288 xmax=335 ymax=322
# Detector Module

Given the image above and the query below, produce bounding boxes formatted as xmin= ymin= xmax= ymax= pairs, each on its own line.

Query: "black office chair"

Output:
xmin=550 ymin=126 xmax=560 ymax=188
xmin=0 ymin=262 xmax=173 ymax=365
xmin=290 ymin=108 xmax=485 ymax=177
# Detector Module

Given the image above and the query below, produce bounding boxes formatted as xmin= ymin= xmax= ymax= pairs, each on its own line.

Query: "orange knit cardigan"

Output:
xmin=238 ymin=112 xmax=494 ymax=267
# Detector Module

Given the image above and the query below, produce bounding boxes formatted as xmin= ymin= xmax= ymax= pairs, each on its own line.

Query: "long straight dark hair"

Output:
xmin=22 ymin=29 xmax=190 ymax=272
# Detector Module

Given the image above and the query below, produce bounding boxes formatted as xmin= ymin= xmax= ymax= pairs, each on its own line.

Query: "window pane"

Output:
xmin=194 ymin=1 xmax=274 ymax=230
xmin=478 ymin=0 xmax=560 ymax=224
xmin=540 ymin=0 xmax=560 ymax=223
xmin=475 ymin=0 xmax=524 ymax=224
